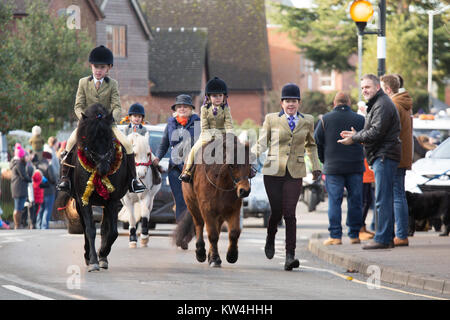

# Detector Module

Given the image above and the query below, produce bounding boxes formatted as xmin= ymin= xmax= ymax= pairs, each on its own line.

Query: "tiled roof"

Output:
xmin=149 ymin=28 xmax=207 ymax=94
xmin=144 ymin=0 xmax=272 ymax=91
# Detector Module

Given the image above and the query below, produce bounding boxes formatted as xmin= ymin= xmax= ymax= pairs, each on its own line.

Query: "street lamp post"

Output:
xmin=350 ymin=0 xmax=375 ymax=101
xmin=427 ymin=5 xmax=450 ymax=109
xmin=350 ymin=1 xmax=386 ymax=95
xmin=377 ymin=0 xmax=386 ymax=77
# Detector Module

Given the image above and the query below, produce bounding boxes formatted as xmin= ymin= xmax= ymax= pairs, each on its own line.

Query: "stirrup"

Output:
xmin=56 ymin=178 xmax=71 ymax=192
xmin=131 ymin=179 xmax=146 ymax=193
xmin=179 ymin=172 xmax=192 ymax=183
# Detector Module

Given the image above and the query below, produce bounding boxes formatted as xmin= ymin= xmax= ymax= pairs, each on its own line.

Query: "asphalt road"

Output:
xmin=0 ymin=202 xmax=448 ymax=303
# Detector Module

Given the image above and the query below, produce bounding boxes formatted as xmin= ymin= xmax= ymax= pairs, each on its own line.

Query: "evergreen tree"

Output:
xmin=0 ymin=0 xmax=93 ymax=133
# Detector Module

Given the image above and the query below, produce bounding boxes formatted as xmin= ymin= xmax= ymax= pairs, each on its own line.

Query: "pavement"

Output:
xmin=306 ymin=203 xmax=450 ymax=296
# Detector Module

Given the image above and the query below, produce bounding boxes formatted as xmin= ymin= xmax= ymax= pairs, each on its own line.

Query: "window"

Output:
xmin=319 ymin=70 xmax=335 ymax=90
xmin=106 ymin=25 xmax=127 ymax=58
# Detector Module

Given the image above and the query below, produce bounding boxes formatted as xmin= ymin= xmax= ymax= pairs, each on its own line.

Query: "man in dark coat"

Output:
xmin=338 ymin=74 xmax=401 ymax=249
xmin=314 ymin=92 xmax=365 ymax=245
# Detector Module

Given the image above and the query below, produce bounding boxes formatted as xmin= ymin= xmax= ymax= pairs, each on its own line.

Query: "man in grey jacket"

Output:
xmin=338 ymin=74 xmax=401 ymax=249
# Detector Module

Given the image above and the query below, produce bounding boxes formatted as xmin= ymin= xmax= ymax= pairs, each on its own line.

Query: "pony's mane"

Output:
xmin=77 ymin=103 xmax=114 ymax=151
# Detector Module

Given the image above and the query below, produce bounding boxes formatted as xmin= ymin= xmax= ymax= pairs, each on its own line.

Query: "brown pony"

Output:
xmin=174 ymin=133 xmax=252 ymax=267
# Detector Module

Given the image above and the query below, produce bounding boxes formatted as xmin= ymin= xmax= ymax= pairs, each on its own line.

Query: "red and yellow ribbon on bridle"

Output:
xmin=77 ymin=140 xmax=123 ymax=206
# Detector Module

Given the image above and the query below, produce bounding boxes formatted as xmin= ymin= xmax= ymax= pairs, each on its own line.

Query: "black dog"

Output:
xmin=406 ymin=191 xmax=450 ymax=237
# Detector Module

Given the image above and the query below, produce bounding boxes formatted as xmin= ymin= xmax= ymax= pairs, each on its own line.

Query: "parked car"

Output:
xmin=405 ymin=137 xmax=450 ymax=193
xmin=242 ymin=172 xmax=271 ymax=227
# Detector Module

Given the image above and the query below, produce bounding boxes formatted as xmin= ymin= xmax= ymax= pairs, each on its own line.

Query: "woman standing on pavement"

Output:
xmin=153 ymin=95 xmax=200 ymax=224
xmin=252 ymin=83 xmax=321 ymax=271
xmin=10 ymin=143 xmax=32 ymax=229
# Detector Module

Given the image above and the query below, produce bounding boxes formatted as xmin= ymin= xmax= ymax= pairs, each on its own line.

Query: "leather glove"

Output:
xmin=312 ymin=170 xmax=322 ymax=181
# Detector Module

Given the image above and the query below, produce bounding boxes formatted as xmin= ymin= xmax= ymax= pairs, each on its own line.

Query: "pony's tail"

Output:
xmin=172 ymin=209 xmax=195 ymax=250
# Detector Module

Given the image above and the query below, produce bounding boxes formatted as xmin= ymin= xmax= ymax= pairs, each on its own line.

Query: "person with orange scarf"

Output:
xmin=153 ymin=95 xmax=200 ymax=230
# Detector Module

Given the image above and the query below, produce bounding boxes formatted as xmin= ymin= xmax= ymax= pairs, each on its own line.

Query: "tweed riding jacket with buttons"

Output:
xmin=74 ymin=76 xmax=122 ymax=123
xmin=252 ymin=110 xmax=321 ymax=178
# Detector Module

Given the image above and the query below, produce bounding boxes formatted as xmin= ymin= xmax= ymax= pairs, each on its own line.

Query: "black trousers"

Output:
xmin=264 ymin=170 xmax=303 ymax=255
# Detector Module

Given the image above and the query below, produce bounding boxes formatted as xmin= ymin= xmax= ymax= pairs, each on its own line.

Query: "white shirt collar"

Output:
xmin=93 ymin=77 xmax=104 ymax=85
xmin=285 ymin=113 xmax=298 ymax=120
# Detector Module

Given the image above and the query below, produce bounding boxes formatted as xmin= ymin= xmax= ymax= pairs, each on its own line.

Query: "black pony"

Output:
xmin=60 ymin=103 xmax=130 ymax=271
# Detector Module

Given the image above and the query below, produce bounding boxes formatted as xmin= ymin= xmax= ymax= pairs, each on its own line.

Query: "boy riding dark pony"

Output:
xmin=59 ymin=103 xmax=130 ymax=271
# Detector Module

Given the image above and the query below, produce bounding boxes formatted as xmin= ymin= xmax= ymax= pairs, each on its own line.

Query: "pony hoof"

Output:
xmin=226 ymin=250 xmax=238 ymax=264
xmin=129 ymin=241 xmax=137 ymax=248
xmin=140 ymin=236 xmax=149 ymax=247
xmin=99 ymin=260 xmax=108 ymax=269
xmin=180 ymin=241 xmax=188 ymax=250
xmin=88 ymin=264 xmax=100 ymax=272
xmin=196 ymin=250 xmax=206 ymax=263
xmin=209 ymin=260 xmax=222 ymax=268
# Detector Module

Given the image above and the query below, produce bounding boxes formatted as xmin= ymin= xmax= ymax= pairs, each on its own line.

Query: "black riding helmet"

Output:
xmin=89 ymin=45 xmax=114 ymax=66
xmin=128 ymin=103 xmax=145 ymax=116
xmin=205 ymin=77 xmax=228 ymax=96
xmin=281 ymin=83 xmax=301 ymax=100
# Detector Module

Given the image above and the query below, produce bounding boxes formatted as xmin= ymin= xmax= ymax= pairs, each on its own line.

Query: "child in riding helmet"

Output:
xmin=179 ymin=77 xmax=234 ymax=182
xmin=123 ymin=103 xmax=148 ymax=136
xmin=57 ymin=45 xmax=146 ymax=193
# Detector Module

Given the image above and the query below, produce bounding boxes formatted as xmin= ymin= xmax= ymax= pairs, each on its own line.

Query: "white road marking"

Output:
xmin=2 ymin=285 xmax=54 ymax=300
xmin=0 ymin=274 xmax=89 ymax=300
xmin=300 ymin=265 xmax=448 ymax=301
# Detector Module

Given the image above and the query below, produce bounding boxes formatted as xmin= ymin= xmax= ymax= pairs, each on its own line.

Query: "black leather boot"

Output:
xmin=284 ymin=253 xmax=300 ymax=271
xmin=179 ymin=171 xmax=192 ymax=183
xmin=126 ymin=153 xmax=146 ymax=193
xmin=264 ymin=235 xmax=275 ymax=259
xmin=57 ymin=150 xmax=73 ymax=192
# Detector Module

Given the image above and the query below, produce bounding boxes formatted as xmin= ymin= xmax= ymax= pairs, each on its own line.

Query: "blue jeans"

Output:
xmin=36 ymin=194 xmax=55 ymax=229
xmin=325 ymin=173 xmax=363 ymax=239
xmin=168 ymin=168 xmax=187 ymax=222
xmin=393 ymin=168 xmax=408 ymax=239
xmin=372 ymin=157 xmax=399 ymax=245
xmin=14 ymin=197 xmax=27 ymax=212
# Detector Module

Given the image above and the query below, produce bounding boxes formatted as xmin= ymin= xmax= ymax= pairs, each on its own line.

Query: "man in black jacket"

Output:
xmin=338 ymin=74 xmax=401 ymax=249
xmin=315 ymin=92 xmax=365 ymax=246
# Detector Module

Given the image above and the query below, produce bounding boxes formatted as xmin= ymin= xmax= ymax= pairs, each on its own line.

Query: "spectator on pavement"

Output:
xmin=338 ymin=74 xmax=401 ymax=250
xmin=360 ymin=158 xmax=375 ymax=240
xmin=381 ymin=74 xmax=413 ymax=247
xmin=314 ymin=92 xmax=365 ymax=245
xmin=35 ymin=151 xmax=57 ymax=229
xmin=10 ymin=143 xmax=32 ymax=229
xmin=29 ymin=125 xmax=45 ymax=164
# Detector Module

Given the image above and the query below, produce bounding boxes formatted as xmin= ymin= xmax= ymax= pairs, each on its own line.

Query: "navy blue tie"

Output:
xmin=288 ymin=115 xmax=295 ymax=131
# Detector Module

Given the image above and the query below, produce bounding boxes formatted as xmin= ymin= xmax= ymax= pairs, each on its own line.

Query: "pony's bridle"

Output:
xmin=204 ymin=164 xmax=250 ymax=192
xmin=135 ymin=159 xmax=152 ymax=167
xmin=85 ymin=147 xmax=114 ymax=166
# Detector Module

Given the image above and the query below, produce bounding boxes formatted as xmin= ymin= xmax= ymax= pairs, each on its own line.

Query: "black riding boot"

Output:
xmin=57 ymin=149 xmax=73 ymax=192
xmin=126 ymin=153 xmax=146 ymax=193
xmin=284 ymin=253 xmax=300 ymax=271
